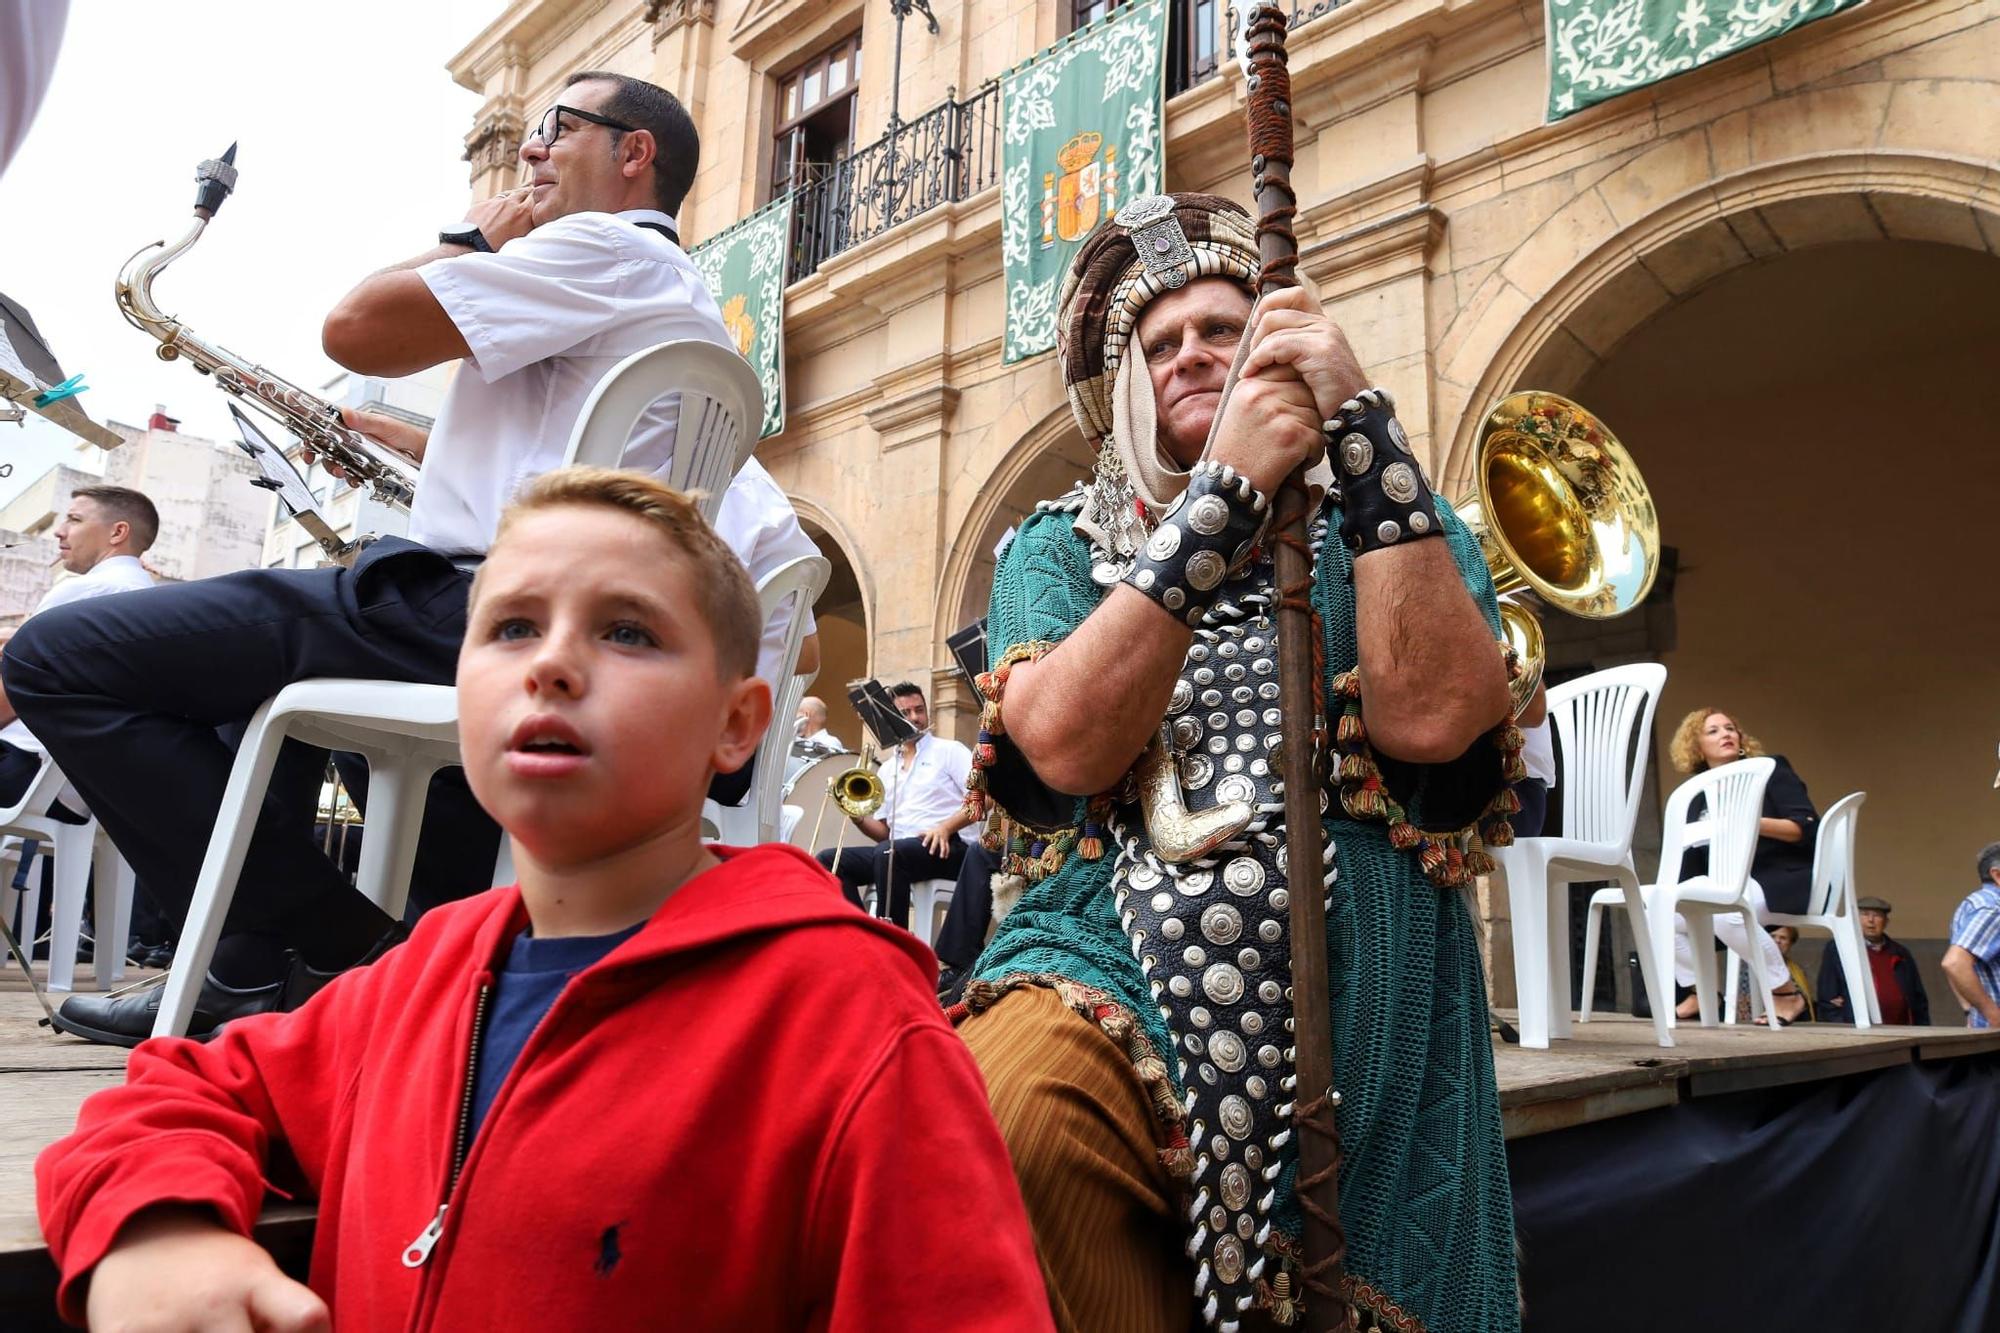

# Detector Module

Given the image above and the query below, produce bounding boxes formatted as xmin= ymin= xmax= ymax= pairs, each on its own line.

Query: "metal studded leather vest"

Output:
xmin=1096 ymin=542 xmax=1335 ymax=1331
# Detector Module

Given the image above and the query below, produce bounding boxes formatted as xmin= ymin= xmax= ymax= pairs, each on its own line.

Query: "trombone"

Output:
xmin=806 ymin=748 xmax=885 ymax=862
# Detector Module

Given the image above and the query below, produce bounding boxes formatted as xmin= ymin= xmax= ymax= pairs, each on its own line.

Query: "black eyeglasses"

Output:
xmin=532 ymin=104 xmax=639 ymax=148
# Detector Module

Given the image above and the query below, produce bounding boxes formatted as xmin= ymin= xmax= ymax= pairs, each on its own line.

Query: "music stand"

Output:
xmin=228 ymin=404 xmax=353 ymax=562
xmin=845 ymin=679 xmax=922 ymax=922
xmin=946 ymin=619 xmax=989 ymax=694
xmin=846 ymin=679 xmax=920 ymax=751
xmin=0 ymin=291 xmax=120 ymax=450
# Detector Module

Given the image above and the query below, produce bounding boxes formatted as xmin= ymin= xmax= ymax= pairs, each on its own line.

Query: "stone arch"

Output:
xmin=1433 ymin=74 xmax=2000 ymax=493
xmin=787 ymin=492 xmax=876 ymax=750
xmin=933 ymin=401 xmax=1095 ymax=652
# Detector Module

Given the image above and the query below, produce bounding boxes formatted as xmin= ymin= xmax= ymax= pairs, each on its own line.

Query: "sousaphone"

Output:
xmin=1453 ymin=391 xmax=1660 ymax=715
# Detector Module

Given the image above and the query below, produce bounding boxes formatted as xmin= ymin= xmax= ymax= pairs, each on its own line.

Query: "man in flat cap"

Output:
xmin=949 ymin=194 xmax=1524 ymax=1332
xmin=1820 ymin=895 xmax=1930 ymax=1026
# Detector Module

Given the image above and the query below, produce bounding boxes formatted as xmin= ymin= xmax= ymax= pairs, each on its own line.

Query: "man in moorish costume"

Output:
xmin=953 ymin=194 xmax=1524 ymax=1332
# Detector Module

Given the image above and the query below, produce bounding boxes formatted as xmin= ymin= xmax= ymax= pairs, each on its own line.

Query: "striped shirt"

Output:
xmin=1949 ymin=884 xmax=2000 ymax=1028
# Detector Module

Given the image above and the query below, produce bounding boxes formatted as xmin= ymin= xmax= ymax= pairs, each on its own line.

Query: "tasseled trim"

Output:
xmin=1336 ymin=1275 xmax=1431 ymax=1333
xmin=951 ymin=973 xmax=1194 ymax=1180
xmin=963 ymin=635 xmax=1116 ymax=886
xmin=1325 ymin=639 xmax=1528 ymax=890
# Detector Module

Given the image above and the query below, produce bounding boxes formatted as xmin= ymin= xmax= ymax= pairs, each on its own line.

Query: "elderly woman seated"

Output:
xmin=1666 ymin=706 xmax=1820 ymax=1026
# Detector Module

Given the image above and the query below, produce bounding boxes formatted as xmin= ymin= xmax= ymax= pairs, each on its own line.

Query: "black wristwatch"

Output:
xmin=438 ymin=223 xmax=493 ymax=253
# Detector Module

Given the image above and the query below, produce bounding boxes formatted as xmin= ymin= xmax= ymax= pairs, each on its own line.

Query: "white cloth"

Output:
xmin=1520 ymin=718 xmax=1556 ymax=787
xmin=1672 ymin=878 xmax=1789 ymax=992
xmin=0 ymin=0 xmax=67 ymax=180
xmin=412 ymin=207 xmax=816 ymax=683
xmin=712 ymin=457 xmax=821 ymax=686
xmin=879 ymin=733 xmax=976 ymax=845
xmin=2 ymin=555 xmax=154 ymax=814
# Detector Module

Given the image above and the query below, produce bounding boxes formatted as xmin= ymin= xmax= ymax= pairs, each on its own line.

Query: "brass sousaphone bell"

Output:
xmin=1452 ymin=391 xmax=1661 ymax=716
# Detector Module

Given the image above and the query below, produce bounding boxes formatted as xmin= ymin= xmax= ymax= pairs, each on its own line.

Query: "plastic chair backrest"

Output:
xmin=1655 ymin=756 xmax=1774 ymax=902
xmin=561 ymin=339 xmax=764 ymax=523
xmin=0 ymin=751 xmax=70 ymax=825
xmin=748 ymin=554 xmax=831 ymax=840
xmin=1805 ymin=791 xmax=1867 ymax=919
xmin=1547 ymin=662 xmax=1667 ymax=849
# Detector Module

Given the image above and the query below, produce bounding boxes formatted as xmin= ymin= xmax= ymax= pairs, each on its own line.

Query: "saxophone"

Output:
xmin=115 ymin=145 xmax=422 ymax=562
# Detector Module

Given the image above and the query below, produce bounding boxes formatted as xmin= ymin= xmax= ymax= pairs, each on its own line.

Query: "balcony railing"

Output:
xmin=788 ymin=80 xmax=1002 ymax=284
xmin=780 ymin=4 xmax=1353 ymax=286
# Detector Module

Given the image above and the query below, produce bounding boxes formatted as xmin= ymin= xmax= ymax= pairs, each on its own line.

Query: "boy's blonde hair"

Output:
xmin=477 ymin=467 xmax=761 ymax=680
xmin=1667 ymin=706 xmax=1767 ymax=774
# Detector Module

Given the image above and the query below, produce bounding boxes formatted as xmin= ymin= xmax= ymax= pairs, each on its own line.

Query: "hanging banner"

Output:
xmin=1000 ymin=0 xmax=1166 ymax=364
xmin=1547 ymin=0 xmax=1866 ymax=121
xmin=689 ymin=195 xmax=792 ymax=438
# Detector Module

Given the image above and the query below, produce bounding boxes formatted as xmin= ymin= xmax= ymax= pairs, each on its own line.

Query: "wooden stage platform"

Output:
xmin=2 ymin=966 xmax=1997 ymax=1319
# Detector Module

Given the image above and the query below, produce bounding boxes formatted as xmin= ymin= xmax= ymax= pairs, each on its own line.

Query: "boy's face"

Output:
xmin=457 ymin=505 xmax=770 ymax=869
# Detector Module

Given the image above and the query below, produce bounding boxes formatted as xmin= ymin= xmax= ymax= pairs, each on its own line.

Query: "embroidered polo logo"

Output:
xmin=594 ymin=1222 xmax=625 ymax=1277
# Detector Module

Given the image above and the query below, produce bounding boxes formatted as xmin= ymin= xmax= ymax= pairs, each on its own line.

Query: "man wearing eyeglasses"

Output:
xmin=11 ymin=71 xmax=822 ymax=1047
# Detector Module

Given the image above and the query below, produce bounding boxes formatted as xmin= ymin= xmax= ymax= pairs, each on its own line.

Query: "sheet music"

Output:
xmin=228 ymin=403 xmax=324 ymax=519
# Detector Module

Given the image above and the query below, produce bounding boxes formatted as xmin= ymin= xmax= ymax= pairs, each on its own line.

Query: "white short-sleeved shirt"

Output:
xmin=880 ymin=733 xmax=978 ymax=845
xmin=3 ymin=554 xmax=154 ymax=812
xmin=413 ymin=207 xmax=815 ymax=681
xmin=1520 ymin=717 xmax=1556 ymax=787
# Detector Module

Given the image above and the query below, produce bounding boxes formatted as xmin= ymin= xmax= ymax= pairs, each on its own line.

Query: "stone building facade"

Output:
xmin=447 ymin=0 xmax=2000 ymax=964
xmin=0 ymin=417 xmax=269 ymax=617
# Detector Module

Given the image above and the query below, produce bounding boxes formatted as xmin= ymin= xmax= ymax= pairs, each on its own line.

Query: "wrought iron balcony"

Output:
xmin=788 ymin=80 xmax=1002 ymax=284
xmin=780 ymin=3 xmax=1354 ymax=286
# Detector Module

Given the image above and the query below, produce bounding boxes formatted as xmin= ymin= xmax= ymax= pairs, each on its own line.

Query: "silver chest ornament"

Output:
xmin=1109 ymin=560 xmax=1338 ymax=1331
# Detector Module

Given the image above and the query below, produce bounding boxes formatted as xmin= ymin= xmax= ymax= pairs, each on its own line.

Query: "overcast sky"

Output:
xmin=0 ymin=0 xmax=507 ymax=506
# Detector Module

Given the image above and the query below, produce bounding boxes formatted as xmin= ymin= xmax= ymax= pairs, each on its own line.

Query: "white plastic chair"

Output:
xmin=1584 ymin=757 xmax=1777 ymax=1030
xmin=156 ymin=338 xmax=767 ymax=1037
xmin=909 ymin=877 xmax=955 ymax=950
xmin=707 ymin=554 xmax=831 ymax=846
xmin=1491 ymin=662 xmax=1672 ymax=1049
xmin=1725 ymin=792 xmax=1877 ymax=1028
xmin=155 ymin=682 xmax=489 ymax=1037
xmin=0 ymin=754 xmax=134 ymax=992
xmin=563 ymin=338 xmax=763 ymax=512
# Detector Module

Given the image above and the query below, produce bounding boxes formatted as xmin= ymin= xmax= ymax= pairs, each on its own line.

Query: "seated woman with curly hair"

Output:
xmin=1665 ymin=707 xmax=1821 ymax=1026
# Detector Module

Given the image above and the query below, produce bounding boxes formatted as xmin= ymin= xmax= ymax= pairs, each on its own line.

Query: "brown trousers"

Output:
xmin=959 ymin=985 xmax=1200 ymax=1333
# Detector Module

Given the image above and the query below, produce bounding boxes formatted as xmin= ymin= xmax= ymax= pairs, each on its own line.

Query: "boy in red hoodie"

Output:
xmin=38 ymin=467 xmax=1055 ymax=1332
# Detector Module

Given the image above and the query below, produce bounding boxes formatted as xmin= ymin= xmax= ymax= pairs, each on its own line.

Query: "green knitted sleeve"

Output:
xmin=987 ymin=508 xmax=1108 ymax=659
xmin=983 ymin=509 xmax=1107 ymax=829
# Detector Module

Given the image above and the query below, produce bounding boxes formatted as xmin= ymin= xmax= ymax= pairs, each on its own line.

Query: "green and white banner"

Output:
xmin=1547 ymin=0 xmax=1866 ymax=120
xmin=1000 ymin=0 xmax=1166 ymax=364
xmin=689 ymin=195 xmax=792 ymax=438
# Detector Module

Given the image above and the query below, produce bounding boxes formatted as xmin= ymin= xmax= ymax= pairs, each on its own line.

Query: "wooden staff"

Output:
xmin=1240 ymin=4 xmax=1348 ymax=1326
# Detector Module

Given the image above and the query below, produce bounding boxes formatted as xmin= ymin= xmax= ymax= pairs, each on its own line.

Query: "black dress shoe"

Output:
xmin=51 ymin=972 xmax=287 ymax=1048
xmin=52 ymin=923 xmax=411 ymax=1048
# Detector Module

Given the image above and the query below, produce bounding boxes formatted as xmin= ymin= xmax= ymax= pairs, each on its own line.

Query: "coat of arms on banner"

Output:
xmin=1042 ymin=132 xmax=1121 ymax=247
xmin=720 ymin=293 xmax=757 ymax=359
xmin=689 ymin=196 xmax=792 ymax=439
xmin=1001 ymin=0 xmax=1165 ymax=363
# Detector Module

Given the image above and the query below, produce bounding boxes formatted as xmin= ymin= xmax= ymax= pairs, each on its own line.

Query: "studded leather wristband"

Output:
xmin=1328 ymin=387 xmax=1442 ymax=556
xmin=1122 ymin=460 xmax=1270 ymax=625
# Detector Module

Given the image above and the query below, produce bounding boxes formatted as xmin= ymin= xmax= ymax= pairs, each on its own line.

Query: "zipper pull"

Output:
xmin=402 ymin=1205 xmax=448 ymax=1268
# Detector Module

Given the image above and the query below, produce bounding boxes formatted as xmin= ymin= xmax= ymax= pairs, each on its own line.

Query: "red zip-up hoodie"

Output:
xmin=38 ymin=844 xmax=1054 ymax=1330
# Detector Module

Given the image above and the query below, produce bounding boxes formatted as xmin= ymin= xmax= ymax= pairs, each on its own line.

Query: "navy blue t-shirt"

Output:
xmin=469 ymin=922 xmax=644 ymax=1137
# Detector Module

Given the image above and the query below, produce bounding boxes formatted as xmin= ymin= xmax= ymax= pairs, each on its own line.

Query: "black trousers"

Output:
xmin=1510 ymin=778 xmax=1550 ymax=839
xmin=817 ymin=837 xmax=967 ymax=931
xmin=932 ymin=839 xmax=999 ymax=969
xmin=0 ymin=539 xmax=499 ymax=976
